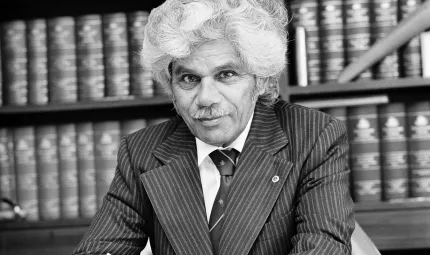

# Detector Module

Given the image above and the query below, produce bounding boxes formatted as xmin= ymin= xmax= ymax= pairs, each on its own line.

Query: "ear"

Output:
xmin=255 ymin=77 xmax=267 ymax=96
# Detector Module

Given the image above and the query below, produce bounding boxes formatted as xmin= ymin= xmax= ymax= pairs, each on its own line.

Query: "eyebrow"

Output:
xmin=172 ymin=62 xmax=243 ymax=77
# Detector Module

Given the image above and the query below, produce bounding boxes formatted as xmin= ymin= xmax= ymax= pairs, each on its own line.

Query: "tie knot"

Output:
xmin=209 ymin=149 xmax=239 ymax=176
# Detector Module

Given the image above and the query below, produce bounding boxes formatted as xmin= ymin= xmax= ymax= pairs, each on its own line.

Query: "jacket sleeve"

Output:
xmin=72 ymin=137 xmax=151 ymax=255
xmin=289 ymin=118 xmax=355 ymax=255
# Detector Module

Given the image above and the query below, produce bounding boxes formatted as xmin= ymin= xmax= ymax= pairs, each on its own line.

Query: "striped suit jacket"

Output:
xmin=73 ymin=100 xmax=355 ymax=255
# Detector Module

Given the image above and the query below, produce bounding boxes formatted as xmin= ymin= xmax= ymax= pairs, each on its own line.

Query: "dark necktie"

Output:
xmin=208 ymin=149 xmax=239 ymax=252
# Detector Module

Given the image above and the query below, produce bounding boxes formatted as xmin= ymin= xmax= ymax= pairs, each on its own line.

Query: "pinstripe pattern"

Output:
xmin=72 ymin=100 xmax=355 ymax=255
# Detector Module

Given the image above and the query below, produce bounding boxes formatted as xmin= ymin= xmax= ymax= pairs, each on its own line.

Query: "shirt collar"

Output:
xmin=196 ymin=113 xmax=254 ymax=166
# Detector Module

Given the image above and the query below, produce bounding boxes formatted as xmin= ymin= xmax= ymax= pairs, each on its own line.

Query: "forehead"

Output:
xmin=173 ymin=40 xmax=241 ymax=73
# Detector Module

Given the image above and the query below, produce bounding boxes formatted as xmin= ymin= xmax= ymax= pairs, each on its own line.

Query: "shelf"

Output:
xmin=287 ymin=77 xmax=430 ymax=97
xmin=0 ymin=95 xmax=171 ymax=115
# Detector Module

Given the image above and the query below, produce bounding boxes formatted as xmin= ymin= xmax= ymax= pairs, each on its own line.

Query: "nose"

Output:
xmin=195 ymin=77 xmax=221 ymax=107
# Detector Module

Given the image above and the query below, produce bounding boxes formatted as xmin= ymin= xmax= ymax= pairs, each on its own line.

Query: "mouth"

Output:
xmin=196 ymin=115 xmax=226 ymax=126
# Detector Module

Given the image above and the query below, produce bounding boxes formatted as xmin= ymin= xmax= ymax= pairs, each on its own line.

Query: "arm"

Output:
xmin=290 ymin=118 xmax=355 ymax=255
xmin=72 ymin=138 xmax=151 ymax=255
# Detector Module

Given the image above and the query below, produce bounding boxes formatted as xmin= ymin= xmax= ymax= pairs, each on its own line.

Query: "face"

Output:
xmin=171 ymin=40 xmax=263 ymax=147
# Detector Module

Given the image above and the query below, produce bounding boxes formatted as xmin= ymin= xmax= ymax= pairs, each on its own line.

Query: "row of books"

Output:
xmin=0 ymin=11 xmax=160 ymax=107
xmin=321 ymin=100 xmax=430 ymax=203
xmin=289 ymin=0 xmax=429 ymax=86
xmin=0 ymin=117 xmax=169 ymax=221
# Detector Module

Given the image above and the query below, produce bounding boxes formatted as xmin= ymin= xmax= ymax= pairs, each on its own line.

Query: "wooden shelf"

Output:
xmin=355 ymin=199 xmax=430 ymax=251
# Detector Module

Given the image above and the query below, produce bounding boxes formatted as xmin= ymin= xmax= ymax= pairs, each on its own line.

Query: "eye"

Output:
xmin=218 ymin=71 xmax=236 ymax=79
xmin=183 ymin=74 xmax=200 ymax=83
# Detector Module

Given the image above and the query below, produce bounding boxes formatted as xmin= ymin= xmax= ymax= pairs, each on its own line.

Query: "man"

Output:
xmin=73 ymin=0 xmax=355 ymax=254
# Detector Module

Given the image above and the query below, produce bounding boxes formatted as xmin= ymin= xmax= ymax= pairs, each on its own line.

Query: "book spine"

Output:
xmin=0 ymin=128 xmax=17 ymax=212
xmin=290 ymin=0 xmax=321 ymax=85
xmin=57 ymin=123 xmax=79 ymax=219
xmin=76 ymin=15 xmax=105 ymax=101
xmin=347 ymin=105 xmax=382 ymax=202
xmin=76 ymin=122 xmax=97 ymax=218
xmin=371 ymin=0 xmax=399 ymax=79
xmin=94 ymin=121 xmax=121 ymax=209
xmin=378 ymin=103 xmax=409 ymax=200
xmin=344 ymin=0 xmax=373 ymax=79
xmin=293 ymin=26 xmax=309 ymax=86
xmin=13 ymin=126 xmax=39 ymax=221
xmin=127 ymin=11 xmax=154 ymax=98
xmin=27 ymin=19 xmax=49 ymax=105
xmin=120 ymin=119 xmax=146 ymax=138
xmin=103 ymin=13 xmax=130 ymax=98
xmin=35 ymin=125 xmax=60 ymax=220
xmin=406 ymin=101 xmax=430 ymax=198
xmin=421 ymin=31 xmax=430 ymax=78
xmin=1 ymin=20 xmax=28 ymax=105
xmin=47 ymin=17 xmax=78 ymax=103
xmin=398 ymin=0 xmax=422 ymax=77
xmin=319 ymin=0 xmax=345 ymax=83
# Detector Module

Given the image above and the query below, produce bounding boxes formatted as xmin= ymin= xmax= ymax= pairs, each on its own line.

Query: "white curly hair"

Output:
xmin=141 ymin=0 xmax=289 ymax=105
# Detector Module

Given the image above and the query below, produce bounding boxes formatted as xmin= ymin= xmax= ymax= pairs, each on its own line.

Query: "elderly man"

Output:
xmin=72 ymin=0 xmax=355 ymax=254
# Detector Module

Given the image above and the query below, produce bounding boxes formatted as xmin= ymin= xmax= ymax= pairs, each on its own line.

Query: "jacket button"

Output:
xmin=272 ymin=176 xmax=279 ymax=183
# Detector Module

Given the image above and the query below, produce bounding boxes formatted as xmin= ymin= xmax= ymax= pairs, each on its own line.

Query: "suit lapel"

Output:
xmin=219 ymin=102 xmax=293 ymax=255
xmin=140 ymin=120 xmax=213 ymax=255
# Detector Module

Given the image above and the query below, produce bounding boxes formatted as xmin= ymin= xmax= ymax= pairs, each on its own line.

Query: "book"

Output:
xmin=347 ymin=105 xmax=382 ymax=202
xmin=76 ymin=122 xmax=97 ymax=218
xmin=294 ymin=94 xmax=389 ymax=109
xmin=378 ymin=103 xmax=409 ymax=200
xmin=121 ymin=119 xmax=146 ymax=138
xmin=344 ymin=0 xmax=373 ymax=79
xmin=398 ymin=0 xmax=422 ymax=77
xmin=371 ymin=0 xmax=400 ymax=79
xmin=0 ymin=128 xmax=17 ymax=213
xmin=1 ymin=20 xmax=28 ymax=105
xmin=103 ymin=13 xmax=130 ymax=98
xmin=319 ymin=0 xmax=345 ymax=83
xmin=47 ymin=17 xmax=78 ymax=103
xmin=290 ymin=0 xmax=321 ymax=85
xmin=13 ymin=126 xmax=39 ymax=221
xmin=76 ymin=14 xmax=105 ymax=101
xmin=406 ymin=101 xmax=430 ymax=198
xmin=94 ymin=121 xmax=121 ymax=209
xmin=35 ymin=125 xmax=60 ymax=220
xmin=27 ymin=19 xmax=49 ymax=105
xmin=127 ymin=11 xmax=154 ymax=98
xmin=421 ymin=30 xmax=430 ymax=78
xmin=57 ymin=123 xmax=79 ymax=219
xmin=293 ymin=26 xmax=308 ymax=86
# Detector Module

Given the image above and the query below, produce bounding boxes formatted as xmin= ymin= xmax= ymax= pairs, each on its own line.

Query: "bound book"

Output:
xmin=57 ymin=124 xmax=79 ymax=219
xmin=0 ymin=128 xmax=17 ymax=213
xmin=76 ymin=14 xmax=105 ymax=101
xmin=347 ymin=105 xmax=382 ymax=202
xmin=421 ymin=31 xmax=430 ymax=78
xmin=103 ymin=13 xmax=130 ymax=98
xmin=76 ymin=122 xmax=97 ymax=218
xmin=35 ymin=125 xmax=60 ymax=220
xmin=47 ymin=17 xmax=78 ymax=103
xmin=13 ymin=126 xmax=39 ymax=221
xmin=27 ymin=19 xmax=49 ymax=105
xmin=378 ymin=103 xmax=409 ymax=200
xmin=1 ymin=20 xmax=28 ymax=105
xmin=406 ymin=101 xmax=430 ymax=198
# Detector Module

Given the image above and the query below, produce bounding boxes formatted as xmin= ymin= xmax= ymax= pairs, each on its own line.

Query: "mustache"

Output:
xmin=191 ymin=106 xmax=228 ymax=119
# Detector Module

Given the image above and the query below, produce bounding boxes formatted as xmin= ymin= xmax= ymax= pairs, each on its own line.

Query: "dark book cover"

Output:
xmin=1 ymin=20 xmax=28 ymax=105
xmin=76 ymin=14 xmax=105 ymax=101
xmin=127 ymin=11 xmax=154 ymax=98
xmin=103 ymin=13 xmax=130 ymax=98
xmin=319 ymin=0 xmax=345 ymax=83
xmin=290 ymin=0 xmax=321 ymax=85
xmin=344 ymin=0 xmax=373 ymax=79
xmin=347 ymin=105 xmax=382 ymax=202
xmin=47 ymin=17 xmax=78 ymax=103
xmin=76 ymin=122 xmax=97 ymax=218
xmin=27 ymin=19 xmax=48 ymax=105
xmin=371 ymin=0 xmax=400 ymax=79
xmin=35 ymin=125 xmax=60 ymax=220
xmin=57 ymin=123 xmax=79 ymax=219
xmin=13 ymin=126 xmax=39 ymax=221
xmin=0 ymin=128 xmax=17 ymax=213
xmin=94 ymin=121 xmax=121 ymax=209
xmin=398 ymin=0 xmax=422 ymax=77
xmin=120 ymin=119 xmax=146 ymax=138
xmin=406 ymin=101 xmax=430 ymax=198
xmin=378 ymin=103 xmax=409 ymax=200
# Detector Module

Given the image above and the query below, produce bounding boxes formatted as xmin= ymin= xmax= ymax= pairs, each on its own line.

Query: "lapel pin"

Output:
xmin=272 ymin=176 xmax=279 ymax=183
